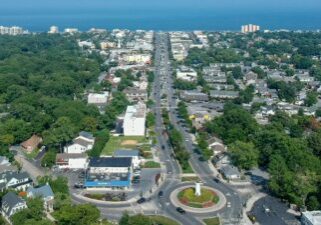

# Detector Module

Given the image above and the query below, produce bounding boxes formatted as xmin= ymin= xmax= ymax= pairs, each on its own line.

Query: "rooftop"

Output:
xmin=89 ymin=157 xmax=132 ymax=168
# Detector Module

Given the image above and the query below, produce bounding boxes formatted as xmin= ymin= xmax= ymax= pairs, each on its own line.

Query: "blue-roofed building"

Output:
xmin=27 ymin=184 xmax=54 ymax=212
xmin=114 ymin=149 xmax=141 ymax=168
xmin=85 ymin=157 xmax=133 ymax=189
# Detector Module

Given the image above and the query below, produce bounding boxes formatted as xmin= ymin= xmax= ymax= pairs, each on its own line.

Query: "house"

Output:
xmin=301 ymin=211 xmax=321 ymax=225
xmin=20 ymin=134 xmax=42 ymax=153
xmin=0 ymin=171 xmax=32 ymax=191
xmin=207 ymin=137 xmax=226 ymax=156
xmin=219 ymin=165 xmax=241 ymax=180
xmin=64 ymin=131 xmax=95 ymax=154
xmin=1 ymin=192 xmax=27 ymax=222
xmin=27 ymin=184 xmax=54 ymax=212
xmin=56 ymin=153 xmax=88 ymax=169
xmin=123 ymin=103 xmax=146 ymax=136
xmin=180 ymin=90 xmax=209 ymax=102
xmin=114 ymin=150 xmax=141 ymax=168
xmin=85 ymin=157 xmax=133 ymax=189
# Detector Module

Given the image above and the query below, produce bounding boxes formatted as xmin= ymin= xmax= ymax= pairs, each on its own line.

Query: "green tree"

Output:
xmin=41 ymin=150 xmax=57 ymax=168
xmin=229 ymin=141 xmax=259 ymax=170
xmin=53 ymin=204 xmax=100 ymax=225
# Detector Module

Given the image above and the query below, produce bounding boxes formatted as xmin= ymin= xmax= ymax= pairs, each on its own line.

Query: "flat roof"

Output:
xmin=89 ymin=157 xmax=132 ymax=168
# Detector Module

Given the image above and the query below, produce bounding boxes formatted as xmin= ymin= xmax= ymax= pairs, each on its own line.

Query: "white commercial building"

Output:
xmin=241 ymin=24 xmax=260 ymax=33
xmin=88 ymin=91 xmax=109 ymax=105
xmin=48 ymin=26 xmax=59 ymax=34
xmin=123 ymin=103 xmax=146 ymax=136
xmin=56 ymin=153 xmax=88 ymax=169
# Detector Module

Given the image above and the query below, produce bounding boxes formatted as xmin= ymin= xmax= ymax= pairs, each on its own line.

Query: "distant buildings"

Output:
xmin=180 ymin=90 xmax=209 ymax=102
xmin=64 ymin=28 xmax=79 ymax=34
xmin=48 ymin=26 xmax=59 ymax=34
xmin=241 ymin=24 xmax=260 ymax=33
xmin=301 ymin=211 xmax=321 ymax=225
xmin=176 ymin=66 xmax=198 ymax=82
xmin=0 ymin=26 xmax=25 ymax=35
xmin=123 ymin=103 xmax=146 ymax=136
xmin=88 ymin=91 xmax=109 ymax=105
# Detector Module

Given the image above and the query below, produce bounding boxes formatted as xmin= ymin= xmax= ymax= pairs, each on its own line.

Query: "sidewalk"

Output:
xmin=240 ymin=192 xmax=267 ymax=225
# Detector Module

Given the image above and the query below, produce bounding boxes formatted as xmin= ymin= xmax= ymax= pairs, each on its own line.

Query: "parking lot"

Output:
xmin=54 ymin=167 xmax=162 ymax=201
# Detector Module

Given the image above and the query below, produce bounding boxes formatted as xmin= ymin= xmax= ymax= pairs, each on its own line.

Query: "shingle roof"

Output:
xmin=0 ymin=171 xmax=31 ymax=182
xmin=1 ymin=192 xmax=26 ymax=217
xmin=27 ymin=184 xmax=54 ymax=199
xmin=89 ymin=157 xmax=132 ymax=168
xmin=79 ymin=131 xmax=94 ymax=140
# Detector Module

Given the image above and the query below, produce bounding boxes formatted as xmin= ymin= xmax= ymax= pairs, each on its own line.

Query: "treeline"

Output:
xmin=0 ymin=34 xmax=129 ymax=163
xmin=205 ymin=103 xmax=321 ymax=209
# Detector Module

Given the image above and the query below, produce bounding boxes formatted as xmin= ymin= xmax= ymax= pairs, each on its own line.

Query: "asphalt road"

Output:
xmin=154 ymin=32 xmax=243 ymax=225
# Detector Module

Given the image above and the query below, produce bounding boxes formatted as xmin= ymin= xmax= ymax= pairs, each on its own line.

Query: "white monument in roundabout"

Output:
xmin=195 ymin=182 xmax=202 ymax=196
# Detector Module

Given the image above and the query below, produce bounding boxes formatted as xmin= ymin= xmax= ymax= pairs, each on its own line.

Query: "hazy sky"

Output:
xmin=2 ymin=0 xmax=321 ymax=11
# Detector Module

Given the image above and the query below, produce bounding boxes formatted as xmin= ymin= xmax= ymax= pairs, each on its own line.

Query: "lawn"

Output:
xmin=203 ymin=217 xmax=220 ymax=225
xmin=181 ymin=176 xmax=201 ymax=182
xmin=143 ymin=161 xmax=161 ymax=168
xmin=148 ymin=216 xmax=180 ymax=225
xmin=101 ymin=135 xmax=148 ymax=155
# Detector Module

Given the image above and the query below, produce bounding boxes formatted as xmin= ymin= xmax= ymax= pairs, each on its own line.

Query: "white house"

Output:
xmin=1 ymin=192 xmax=27 ymax=222
xmin=56 ymin=153 xmax=88 ymax=169
xmin=123 ymin=103 xmax=146 ymax=136
xmin=0 ymin=171 xmax=32 ymax=192
xmin=64 ymin=131 xmax=95 ymax=154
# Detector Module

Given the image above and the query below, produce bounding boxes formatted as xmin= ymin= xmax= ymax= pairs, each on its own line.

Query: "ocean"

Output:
xmin=1 ymin=0 xmax=321 ymax=32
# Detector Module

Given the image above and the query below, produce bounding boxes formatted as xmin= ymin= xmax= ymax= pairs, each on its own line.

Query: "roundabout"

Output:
xmin=170 ymin=184 xmax=227 ymax=213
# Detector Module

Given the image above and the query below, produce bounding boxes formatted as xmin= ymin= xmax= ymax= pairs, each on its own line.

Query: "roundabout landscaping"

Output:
xmin=177 ymin=187 xmax=219 ymax=208
xmin=170 ymin=185 xmax=227 ymax=213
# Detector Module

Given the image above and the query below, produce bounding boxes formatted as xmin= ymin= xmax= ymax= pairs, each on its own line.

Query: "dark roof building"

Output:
xmin=89 ymin=157 xmax=132 ymax=168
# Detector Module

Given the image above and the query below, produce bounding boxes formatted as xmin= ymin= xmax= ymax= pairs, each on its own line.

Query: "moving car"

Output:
xmin=176 ymin=207 xmax=186 ymax=214
xmin=137 ymin=197 xmax=146 ymax=204
xmin=158 ymin=191 xmax=164 ymax=198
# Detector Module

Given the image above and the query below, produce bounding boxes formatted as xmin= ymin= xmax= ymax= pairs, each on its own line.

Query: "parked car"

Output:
xmin=176 ymin=207 xmax=186 ymax=214
xmin=137 ymin=197 xmax=146 ymax=204
xmin=74 ymin=183 xmax=84 ymax=189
